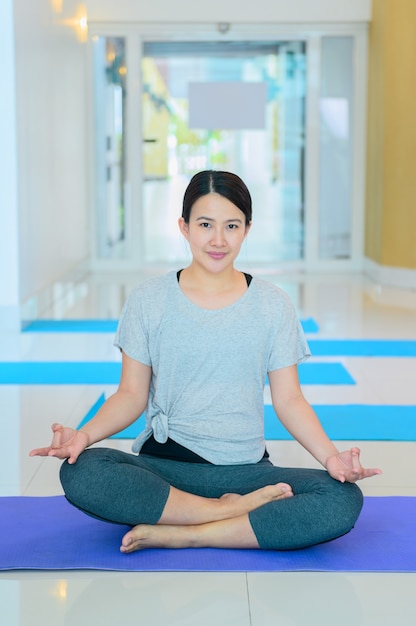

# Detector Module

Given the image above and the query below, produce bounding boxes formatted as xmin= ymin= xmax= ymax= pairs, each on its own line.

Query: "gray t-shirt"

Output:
xmin=114 ymin=271 xmax=310 ymax=465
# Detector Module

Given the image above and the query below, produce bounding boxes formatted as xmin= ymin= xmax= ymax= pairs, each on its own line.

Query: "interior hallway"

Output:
xmin=1 ymin=269 xmax=416 ymax=625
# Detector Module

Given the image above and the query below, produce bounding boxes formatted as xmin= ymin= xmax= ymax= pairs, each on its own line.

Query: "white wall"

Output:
xmin=14 ymin=0 xmax=89 ymax=305
xmin=0 ymin=0 xmax=19 ymax=330
xmin=87 ymin=0 xmax=371 ymax=23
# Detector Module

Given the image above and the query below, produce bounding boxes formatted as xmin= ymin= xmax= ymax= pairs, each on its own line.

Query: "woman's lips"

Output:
xmin=207 ymin=252 xmax=227 ymax=260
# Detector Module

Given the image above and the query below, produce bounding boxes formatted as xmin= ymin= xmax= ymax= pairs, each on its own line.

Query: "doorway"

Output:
xmin=140 ymin=41 xmax=306 ymax=267
xmin=89 ymin=25 xmax=367 ymax=272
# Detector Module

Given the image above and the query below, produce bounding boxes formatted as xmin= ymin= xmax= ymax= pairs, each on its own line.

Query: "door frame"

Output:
xmin=87 ymin=21 xmax=369 ymax=274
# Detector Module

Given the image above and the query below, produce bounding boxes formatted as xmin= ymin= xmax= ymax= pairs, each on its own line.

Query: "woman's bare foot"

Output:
xmin=120 ymin=514 xmax=261 ymax=553
xmin=206 ymin=483 xmax=293 ymax=522
xmin=120 ymin=484 xmax=294 ymax=553
xmin=214 ymin=482 xmax=293 ymax=519
xmin=120 ymin=524 xmax=199 ymax=553
xmin=159 ymin=481 xmax=293 ymax=526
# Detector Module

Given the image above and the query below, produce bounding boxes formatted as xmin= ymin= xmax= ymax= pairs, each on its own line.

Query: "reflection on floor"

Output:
xmin=1 ymin=270 xmax=416 ymax=626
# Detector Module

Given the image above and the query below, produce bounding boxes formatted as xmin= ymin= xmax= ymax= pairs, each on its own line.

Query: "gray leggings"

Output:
xmin=60 ymin=447 xmax=363 ymax=550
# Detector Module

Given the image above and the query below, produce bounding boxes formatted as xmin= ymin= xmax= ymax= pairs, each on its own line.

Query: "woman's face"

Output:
xmin=178 ymin=193 xmax=251 ymax=274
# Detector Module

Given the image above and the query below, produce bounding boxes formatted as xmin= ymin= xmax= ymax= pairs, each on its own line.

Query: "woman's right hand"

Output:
xmin=29 ymin=424 xmax=90 ymax=465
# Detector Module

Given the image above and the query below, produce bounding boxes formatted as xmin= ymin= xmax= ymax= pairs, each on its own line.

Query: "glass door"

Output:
xmin=140 ymin=41 xmax=307 ymax=267
xmin=92 ymin=35 xmax=128 ymax=260
xmin=319 ymin=36 xmax=354 ymax=259
xmin=89 ymin=25 xmax=368 ymax=272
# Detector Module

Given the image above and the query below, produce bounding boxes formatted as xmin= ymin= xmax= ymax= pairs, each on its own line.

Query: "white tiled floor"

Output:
xmin=1 ymin=270 xmax=416 ymax=625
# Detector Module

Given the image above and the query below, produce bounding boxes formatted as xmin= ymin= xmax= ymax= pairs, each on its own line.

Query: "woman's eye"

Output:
xmin=200 ymin=222 xmax=211 ymax=228
xmin=227 ymin=224 xmax=238 ymax=230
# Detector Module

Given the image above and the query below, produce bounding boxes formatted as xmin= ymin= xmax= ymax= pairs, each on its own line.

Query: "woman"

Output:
xmin=31 ymin=170 xmax=381 ymax=553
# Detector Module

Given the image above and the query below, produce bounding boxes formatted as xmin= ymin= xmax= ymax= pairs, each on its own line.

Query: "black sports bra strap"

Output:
xmin=177 ymin=269 xmax=252 ymax=287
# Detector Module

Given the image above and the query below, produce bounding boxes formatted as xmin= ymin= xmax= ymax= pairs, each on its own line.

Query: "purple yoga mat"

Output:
xmin=0 ymin=496 xmax=415 ymax=572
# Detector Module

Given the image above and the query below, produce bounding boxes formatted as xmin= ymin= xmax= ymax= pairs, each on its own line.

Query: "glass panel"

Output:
xmin=141 ymin=41 xmax=306 ymax=266
xmin=92 ymin=36 xmax=127 ymax=259
xmin=319 ymin=36 xmax=353 ymax=259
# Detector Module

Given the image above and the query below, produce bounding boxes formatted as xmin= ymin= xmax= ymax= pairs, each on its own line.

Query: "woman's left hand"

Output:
xmin=326 ymin=447 xmax=382 ymax=483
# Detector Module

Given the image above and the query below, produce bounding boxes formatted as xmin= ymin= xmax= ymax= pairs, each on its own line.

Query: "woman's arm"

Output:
xmin=268 ymin=366 xmax=338 ymax=466
xmin=268 ymin=365 xmax=382 ymax=482
xmin=80 ymin=351 xmax=151 ymax=444
xmin=30 ymin=351 xmax=151 ymax=464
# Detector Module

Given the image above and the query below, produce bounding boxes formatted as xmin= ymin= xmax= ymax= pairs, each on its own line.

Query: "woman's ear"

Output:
xmin=244 ymin=221 xmax=252 ymax=238
xmin=178 ymin=217 xmax=189 ymax=240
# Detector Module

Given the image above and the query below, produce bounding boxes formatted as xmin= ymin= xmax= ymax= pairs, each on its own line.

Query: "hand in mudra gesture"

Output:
xmin=30 ymin=424 xmax=89 ymax=465
xmin=326 ymin=447 xmax=382 ymax=483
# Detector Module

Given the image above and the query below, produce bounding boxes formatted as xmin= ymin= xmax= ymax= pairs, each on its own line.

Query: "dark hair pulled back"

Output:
xmin=182 ymin=170 xmax=252 ymax=226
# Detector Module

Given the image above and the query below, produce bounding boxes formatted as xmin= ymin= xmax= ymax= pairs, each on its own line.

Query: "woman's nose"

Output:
xmin=210 ymin=228 xmax=226 ymax=246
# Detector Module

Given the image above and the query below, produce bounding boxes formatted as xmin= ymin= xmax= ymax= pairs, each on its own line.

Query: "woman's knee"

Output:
xmin=250 ymin=478 xmax=364 ymax=550
xmin=335 ymin=480 xmax=364 ymax=529
xmin=59 ymin=447 xmax=128 ymax=502
xmin=298 ymin=469 xmax=363 ymax=523
xmin=59 ymin=448 xmax=171 ymax=525
xmin=306 ymin=474 xmax=364 ymax=536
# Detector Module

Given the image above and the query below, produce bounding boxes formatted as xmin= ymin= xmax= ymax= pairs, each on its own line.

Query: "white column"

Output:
xmin=0 ymin=0 xmax=20 ymax=331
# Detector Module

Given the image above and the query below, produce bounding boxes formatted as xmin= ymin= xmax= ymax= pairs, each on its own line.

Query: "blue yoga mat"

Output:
xmin=0 ymin=496 xmax=414 ymax=572
xmin=78 ymin=398 xmax=416 ymax=442
xmin=264 ymin=404 xmax=416 ymax=441
xmin=0 ymin=362 xmax=122 ymax=385
xmin=0 ymin=361 xmax=355 ymax=385
xmin=22 ymin=318 xmax=320 ymax=334
xmin=21 ymin=319 xmax=120 ymax=333
xmin=308 ymin=339 xmax=416 ymax=357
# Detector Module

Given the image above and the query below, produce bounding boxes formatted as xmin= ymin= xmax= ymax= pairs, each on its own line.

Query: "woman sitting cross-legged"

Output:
xmin=30 ymin=170 xmax=381 ymax=553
